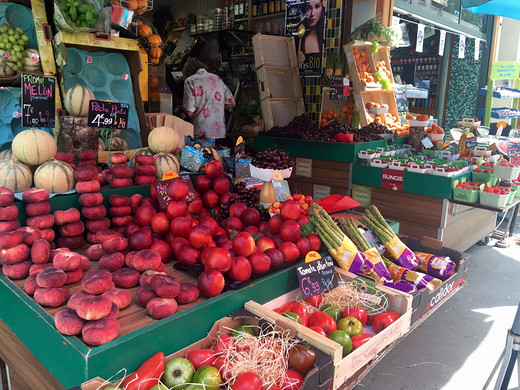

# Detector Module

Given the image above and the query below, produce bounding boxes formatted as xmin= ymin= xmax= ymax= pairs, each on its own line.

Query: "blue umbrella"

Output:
xmin=462 ymin=0 xmax=520 ymax=20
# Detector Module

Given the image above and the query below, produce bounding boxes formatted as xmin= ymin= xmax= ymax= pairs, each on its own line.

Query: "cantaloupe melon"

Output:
xmin=0 ymin=149 xmax=14 ymax=161
xmin=148 ymin=126 xmax=180 ymax=154
xmin=154 ymin=153 xmax=179 ymax=178
xmin=22 ymin=49 xmax=42 ymax=73
xmin=64 ymin=84 xmax=95 ymax=117
xmin=12 ymin=129 xmax=57 ymax=166
xmin=34 ymin=159 xmax=75 ymax=193
xmin=0 ymin=159 xmax=32 ymax=192
xmin=0 ymin=61 xmax=17 ymax=76
xmin=110 ymin=137 xmax=129 ymax=151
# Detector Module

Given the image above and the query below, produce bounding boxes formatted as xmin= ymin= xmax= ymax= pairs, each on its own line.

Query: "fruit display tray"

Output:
xmin=477 ymin=106 xmax=520 ymax=119
xmin=0 ymin=2 xmax=38 ymax=50
xmin=61 ymin=47 xmax=141 ymax=149
xmin=1 ymin=186 xmax=304 ymax=388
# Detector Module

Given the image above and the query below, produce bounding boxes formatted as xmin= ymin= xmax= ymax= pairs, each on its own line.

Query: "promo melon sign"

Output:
xmin=21 ymin=73 xmax=55 ymax=128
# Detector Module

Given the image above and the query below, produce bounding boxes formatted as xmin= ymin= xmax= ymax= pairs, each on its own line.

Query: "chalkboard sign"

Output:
xmin=509 ymin=143 xmax=520 ymax=158
xmin=21 ymin=73 xmax=56 ymax=128
xmin=329 ymin=76 xmax=349 ymax=100
xmin=152 ymin=175 xmax=196 ymax=209
xmin=87 ymin=100 xmax=129 ymax=129
xmin=464 ymin=136 xmax=478 ymax=149
xmin=296 ymin=256 xmax=338 ymax=299
xmin=394 ymin=87 xmax=409 ymax=115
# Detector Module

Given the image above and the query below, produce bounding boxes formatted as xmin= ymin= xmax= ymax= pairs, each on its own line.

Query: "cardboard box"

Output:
xmin=399 ymin=235 xmax=470 ymax=324
xmin=252 ymin=33 xmax=298 ymax=69
xmin=245 ymin=268 xmax=412 ymax=390
xmin=257 ymin=66 xmax=303 ymax=100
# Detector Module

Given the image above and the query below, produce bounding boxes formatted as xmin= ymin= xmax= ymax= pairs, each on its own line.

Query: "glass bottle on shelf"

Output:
xmin=275 ymin=0 xmax=281 ymax=13
xmin=269 ymin=0 xmax=275 ymax=14
xmin=262 ymin=0 xmax=268 ymax=15
xmin=252 ymin=0 xmax=258 ymax=17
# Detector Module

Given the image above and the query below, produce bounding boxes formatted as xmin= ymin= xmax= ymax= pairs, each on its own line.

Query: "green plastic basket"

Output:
xmin=480 ymin=191 xmax=508 ymax=208
xmin=453 ymin=187 xmax=479 ymax=203
xmin=472 ymin=171 xmax=498 ymax=186
xmin=507 ymin=188 xmax=517 ymax=204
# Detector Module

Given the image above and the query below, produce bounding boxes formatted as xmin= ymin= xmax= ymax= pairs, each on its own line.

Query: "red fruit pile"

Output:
xmin=473 ymin=162 xmax=494 ymax=173
xmin=455 ymin=181 xmax=483 ymax=190
xmin=483 ymin=185 xmax=510 ymax=195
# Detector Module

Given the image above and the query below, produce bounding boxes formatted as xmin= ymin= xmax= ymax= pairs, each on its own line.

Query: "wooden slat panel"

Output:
xmin=288 ymin=180 xmax=349 ymax=197
xmin=443 ymin=204 xmax=496 ymax=251
xmin=396 ymin=221 xmax=439 ymax=240
xmin=290 ymin=158 xmax=351 ymax=188
xmin=369 ymin=187 xmax=444 ymax=227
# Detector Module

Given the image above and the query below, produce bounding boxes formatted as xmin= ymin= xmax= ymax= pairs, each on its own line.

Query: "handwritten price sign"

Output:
xmin=87 ymin=100 xmax=129 ymax=129
xmin=296 ymin=256 xmax=338 ymax=299
xmin=21 ymin=73 xmax=55 ymax=128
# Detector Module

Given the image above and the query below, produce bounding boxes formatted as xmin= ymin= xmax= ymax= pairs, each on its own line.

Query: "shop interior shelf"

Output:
xmin=479 ymin=86 xmax=520 ymax=99
xmin=190 ymin=29 xmax=254 ymax=47
xmin=404 ymin=87 xmax=429 ymax=99
xmin=477 ymin=107 xmax=520 ymax=119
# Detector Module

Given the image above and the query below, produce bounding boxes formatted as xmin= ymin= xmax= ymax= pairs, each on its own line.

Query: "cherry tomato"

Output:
xmin=308 ymin=311 xmax=337 ymax=335
xmin=232 ymin=371 xmax=263 ymax=390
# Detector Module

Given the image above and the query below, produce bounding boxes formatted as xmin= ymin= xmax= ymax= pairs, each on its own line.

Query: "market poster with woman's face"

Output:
xmin=285 ymin=0 xmax=326 ymax=76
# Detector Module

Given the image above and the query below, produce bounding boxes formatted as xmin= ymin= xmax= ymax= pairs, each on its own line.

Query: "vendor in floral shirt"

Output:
xmin=182 ymin=58 xmax=236 ymax=141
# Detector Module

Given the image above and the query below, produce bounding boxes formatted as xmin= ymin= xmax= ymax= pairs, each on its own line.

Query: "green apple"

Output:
xmin=328 ymin=329 xmax=353 ymax=356
xmin=192 ymin=365 xmax=222 ymax=390
xmin=162 ymin=357 xmax=194 ymax=389
xmin=337 ymin=316 xmax=364 ymax=338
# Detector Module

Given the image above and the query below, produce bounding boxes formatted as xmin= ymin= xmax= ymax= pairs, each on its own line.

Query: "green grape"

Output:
xmin=22 ymin=35 xmax=29 ymax=42
xmin=15 ymin=52 xmax=23 ymax=60
xmin=5 ymin=42 xmax=12 ymax=50
xmin=15 ymin=27 xmax=23 ymax=34
xmin=13 ymin=45 xmax=20 ymax=52
xmin=13 ymin=33 xmax=20 ymax=40
xmin=8 ymin=35 xmax=15 ymax=43
xmin=12 ymin=64 xmax=19 ymax=72
xmin=0 ymin=25 xmax=7 ymax=33
xmin=7 ymin=28 xmax=14 ymax=36
xmin=22 ymin=51 xmax=28 ymax=57
xmin=0 ymin=43 xmax=4 ymax=50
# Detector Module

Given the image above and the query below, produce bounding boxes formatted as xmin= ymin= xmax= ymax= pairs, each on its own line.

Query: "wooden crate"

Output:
xmin=253 ymin=33 xmax=298 ymax=69
xmin=245 ymin=268 xmax=412 ymax=390
xmin=320 ymin=87 xmax=354 ymax=121
xmin=257 ymin=65 xmax=303 ymax=100
xmin=354 ymin=90 xmax=400 ymax=127
xmin=261 ymin=97 xmax=305 ymax=130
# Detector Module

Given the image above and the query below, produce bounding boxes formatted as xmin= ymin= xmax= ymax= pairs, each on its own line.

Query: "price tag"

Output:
xmin=162 ymin=171 xmax=179 ymax=180
xmin=422 ymin=137 xmax=434 ymax=149
xmin=21 ymin=73 xmax=56 ymax=128
xmin=296 ymin=255 xmax=338 ymax=299
xmin=152 ymin=175 xmax=197 ymax=209
xmin=329 ymin=76 xmax=348 ymax=100
xmin=464 ymin=136 xmax=478 ymax=149
xmin=272 ymin=179 xmax=291 ymax=202
xmin=87 ymin=100 xmax=129 ymax=129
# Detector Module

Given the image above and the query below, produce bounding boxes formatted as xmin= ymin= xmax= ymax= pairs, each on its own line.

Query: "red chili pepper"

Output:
xmin=122 ymin=351 xmax=165 ymax=390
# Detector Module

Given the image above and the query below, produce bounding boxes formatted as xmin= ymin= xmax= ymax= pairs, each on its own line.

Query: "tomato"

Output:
xmin=213 ymin=334 xmax=234 ymax=355
xmin=186 ymin=349 xmax=216 ymax=371
xmin=282 ymin=311 xmax=302 ymax=323
xmin=342 ymin=306 xmax=368 ymax=325
xmin=308 ymin=311 xmax=337 ymax=335
xmin=337 ymin=316 xmax=363 ymax=338
xmin=213 ymin=356 xmax=232 ymax=381
xmin=161 ymin=357 xmax=194 ymax=389
xmin=231 ymin=325 xmax=256 ymax=338
xmin=366 ymin=313 xmax=377 ymax=325
xmin=285 ymin=301 xmax=308 ymax=326
xmin=351 ymin=333 xmax=375 ymax=350
xmin=288 ymin=344 xmax=317 ymax=375
xmin=280 ymin=368 xmax=304 ymax=390
xmin=328 ymin=330 xmax=352 ymax=357
xmin=309 ymin=325 xmax=327 ymax=337
xmin=122 ymin=351 xmax=165 ymax=390
xmin=192 ymin=365 xmax=221 ymax=390
xmin=320 ymin=303 xmax=342 ymax=322
xmin=372 ymin=311 xmax=400 ymax=333
xmin=305 ymin=295 xmax=322 ymax=307
xmin=232 ymin=371 xmax=263 ymax=390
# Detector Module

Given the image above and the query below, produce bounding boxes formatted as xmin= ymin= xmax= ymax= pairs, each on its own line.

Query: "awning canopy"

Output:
xmin=462 ymin=0 xmax=520 ymax=21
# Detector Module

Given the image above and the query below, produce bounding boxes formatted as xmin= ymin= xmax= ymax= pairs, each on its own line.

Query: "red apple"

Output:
xmin=280 ymin=200 xmax=301 ymax=221
xmin=170 ymin=237 xmax=189 ymax=256
xmin=265 ymin=248 xmax=284 ymax=269
xmin=150 ymin=212 xmax=170 ymax=236
xmin=205 ymin=247 xmax=232 ymax=272
xmin=295 ymin=237 xmax=311 ymax=258
xmin=219 ymin=192 xmax=237 ymax=206
xmin=280 ymin=220 xmax=301 ymax=243
xmin=135 ymin=205 xmax=157 ymax=227
xmin=129 ymin=229 xmax=153 ymax=251
xmin=199 ymin=216 xmax=219 ymax=237
xmin=204 ymin=160 xmax=224 ymax=179
xmin=268 ymin=215 xmax=283 ymax=234
xmin=220 ymin=217 xmax=243 ymax=234
xmin=244 ymin=225 xmax=260 ymax=235
xmin=187 ymin=198 xmax=203 ymax=214
xmin=228 ymin=256 xmax=252 ymax=281
xmin=229 ymin=203 xmax=247 ymax=218
xmin=202 ymin=190 xmax=219 ymax=209
xmin=232 ymin=232 xmax=256 ymax=257
xmin=212 ymin=176 xmax=230 ymax=195
xmin=248 ymin=252 xmax=271 ymax=275
xmin=167 ymin=178 xmax=189 ymax=200
xmin=166 ymin=200 xmax=188 ymax=220
xmin=194 ymin=175 xmax=212 ymax=193
xmin=279 ymin=242 xmax=300 ymax=263
xmin=150 ymin=240 xmax=172 ymax=262
xmin=308 ymin=233 xmax=322 ymax=252
xmin=177 ymin=245 xmax=200 ymax=265
xmin=188 ymin=225 xmax=212 ymax=249
xmin=241 ymin=208 xmax=261 ymax=227
xmin=256 ymin=236 xmax=276 ymax=252
xmin=198 ymin=270 xmax=225 ymax=297
xmin=170 ymin=216 xmax=192 ymax=238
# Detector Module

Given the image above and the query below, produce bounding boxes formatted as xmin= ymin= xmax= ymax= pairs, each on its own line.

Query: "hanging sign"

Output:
xmin=296 ymin=253 xmax=338 ymax=299
xmin=458 ymin=35 xmax=466 ymax=59
xmin=87 ymin=100 xmax=129 ymax=129
xmin=416 ymin=23 xmax=425 ymax=53
xmin=21 ymin=73 xmax=56 ymax=128
xmin=439 ymin=30 xmax=446 ymax=56
xmin=474 ymin=38 xmax=480 ymax=61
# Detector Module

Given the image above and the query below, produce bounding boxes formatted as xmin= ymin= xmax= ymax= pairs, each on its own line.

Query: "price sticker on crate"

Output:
xmin=296 ymin=252 xmax=338 ymax=299
xmin=87 ymin=100 xmax=129 ymax=129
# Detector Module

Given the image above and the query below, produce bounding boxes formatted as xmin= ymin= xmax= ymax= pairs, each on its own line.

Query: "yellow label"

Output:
xmin=362 ymin=248 xmax=383 ymax=265
xmin=305 ymin=251 xmax=322 ymax=263
xmin=384 ymin=236 xmax=406 ymax=260
xmin=272 ymin=171 xmax=283 ymax=180
xmin=162 ymin=171 xmax=179 ymax=180
xmin=236 ymin=136 xmax=244 ymax=146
